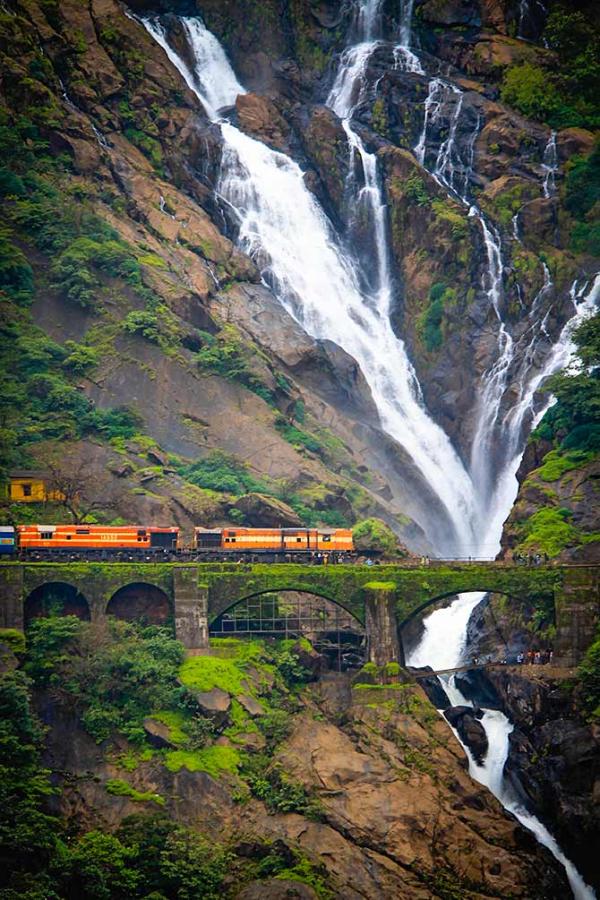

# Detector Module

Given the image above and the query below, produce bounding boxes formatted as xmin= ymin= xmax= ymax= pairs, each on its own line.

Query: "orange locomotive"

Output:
xmin=18 ymin=524 xmax=179 ymax=552
xmin=194 ymin=526 xmax=354 ymax=554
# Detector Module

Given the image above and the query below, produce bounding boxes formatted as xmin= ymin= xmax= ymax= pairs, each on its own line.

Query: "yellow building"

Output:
xmin=8 ymin=470 xmax=64 ymax=503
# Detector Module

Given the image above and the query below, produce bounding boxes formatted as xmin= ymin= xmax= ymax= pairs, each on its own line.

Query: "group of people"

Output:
xmin=517 ymin=648 xmax=554 ymax=665
xmin=470 ymin=648 xmax=554 ymax=666
xmin=512 ymin=551 xmax=549 ymax=566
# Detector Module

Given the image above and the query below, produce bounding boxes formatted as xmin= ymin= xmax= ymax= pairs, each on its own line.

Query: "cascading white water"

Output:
xmin=542 ymin=130 xmax=558 ymax=198
xmin=395 ymin=0 xmax=423 ymax=72
xmin=142 ymin=10 xmax=480 ymax=555
xmin=327 ymin=3 xmax=391 ymax=315
xmin=413 ymin=76 xmax=519 ymax=520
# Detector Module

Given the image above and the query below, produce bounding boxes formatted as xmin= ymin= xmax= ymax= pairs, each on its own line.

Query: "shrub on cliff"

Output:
xmin=501 ymin=7 xmax=600 ymax=129
xmin=352 ymin=517 xmax=401 ymax=556
xmin=578 ymin=631 xmax=600 ymax=719
xmin=26 ymin=617 xmax=186 ymax=744
xmin=535 ymin=312 xmax=600 ymax=449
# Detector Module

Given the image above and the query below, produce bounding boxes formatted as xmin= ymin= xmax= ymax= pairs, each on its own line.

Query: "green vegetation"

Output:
xmin=518 ymin=507 xmax=577 ymax=556
xmin=564 ymin=142 xmax=600 ymax=256
xmin=501 ymin=6 xmax=600 ymax=129
xmin=25 ymin=616 xmax=186 ymax=743
xmin=241 ymin=755 xmax=323 ymax=819
xmin=196 ymin=326 xmax=274 ymax=402
xmin=534 ymin=448 xmax=592 ymax=481
xmin=0 ymin=113 xmax=181 ymax=475
xmin=178 ymin=450 xmax=269 ymax=495
xmin=0 ymin=627 xmax=26 ymax=654
xmin=431 ymin=199 xmax=468 ymax=240
xmin=535 ymin=312 xmax=600 ymax=451
xmin=0 ymin=613 xmax=336 ymax=895
xmin=352 ymin=517 xmax=401 ymax=555
xmin=404 ymin=173 xmax=430 ymax=206
xmin=513 ymin=313 xmax=600 ymax=557
xmin=105 ymin=778 xmax=165 ymax=805
xmin=578 ymin=627 xmax=600 ymax=719
xmin=417 ymin=282 xmax=456 ymax=352
xmin=164 ymin=745 xmax=241 ymax=777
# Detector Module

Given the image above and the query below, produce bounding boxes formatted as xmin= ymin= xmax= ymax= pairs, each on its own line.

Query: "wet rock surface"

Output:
xmin=443 ymin=705 xmax=489 ymax=763
xmin=485 ymin=668 xmax=600 ymax=893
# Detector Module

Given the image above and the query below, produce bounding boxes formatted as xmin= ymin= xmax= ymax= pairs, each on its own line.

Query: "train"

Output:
xmin=0 ymin=524 xmax=355 ymax=561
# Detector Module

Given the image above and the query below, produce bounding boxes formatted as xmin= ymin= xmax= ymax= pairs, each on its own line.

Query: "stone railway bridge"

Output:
xmin=0 ymin=562 xmax=598 ymax=666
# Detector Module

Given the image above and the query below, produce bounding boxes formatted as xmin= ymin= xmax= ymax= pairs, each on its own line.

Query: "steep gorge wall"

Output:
xmin=1 ymin=0 xmax=598 ymax=550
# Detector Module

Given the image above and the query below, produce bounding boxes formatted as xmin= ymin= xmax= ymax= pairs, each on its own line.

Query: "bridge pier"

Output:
xmin=554 ymin=568 xmax=600 ymax=667
xmin=173 ymin=567 xmax=209 ymax=650
xmin=364 ymin=582 xmax=401 ymax=666
xmin=0 ymin=566 xmax=24 ymax=630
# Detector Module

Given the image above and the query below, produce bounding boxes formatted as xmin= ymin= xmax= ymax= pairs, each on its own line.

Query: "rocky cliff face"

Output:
xmin=2 ymin=0 xmax=597 ymax=549
xmin=39 ymin=662 xmax=570 ymax=898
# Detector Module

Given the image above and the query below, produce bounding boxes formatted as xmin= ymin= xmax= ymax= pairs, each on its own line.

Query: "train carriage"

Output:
xmin=0 ymin=526 xmax=16 ymax=555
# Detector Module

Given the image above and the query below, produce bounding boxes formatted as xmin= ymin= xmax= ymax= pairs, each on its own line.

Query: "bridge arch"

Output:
xmin=396 ymin=585 xmax=556 ymax=631
xmin=210 ymin=588 xmax=366 ymax=670
xmin=24 ymin=581 xmax=90 ymax=625
xmin=107 ymin=582 xmax=172 ymax=625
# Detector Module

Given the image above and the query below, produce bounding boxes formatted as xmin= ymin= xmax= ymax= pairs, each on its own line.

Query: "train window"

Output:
xmin=66 ymin=535 xmax=72 ymax=540
xmin=227 ymin=531 xmax=236 ymax=537
xmin=76 ymin=528 xmax=90 ymax=535
xmin=321 ymin=534 xmax=332 ymax=543
xmin=23 ymin=484 xmax=32 ymax=497
xmin=138 ymin=530 xmax=147 ymax=537
xmin=296 ymin=537 xmax=302 ymax=542
xmin=40 ymin=532 xmax=53 ymax=540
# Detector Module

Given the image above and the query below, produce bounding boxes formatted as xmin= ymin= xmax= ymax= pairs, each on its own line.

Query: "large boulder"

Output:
xmin=194 ymin=688 xmax=231 ymax=716
xmin=235 ymin=93 xmax=290 ymax=152
xmin=237 ymin=694 xmax=265 ymax=717
xmin=232 ymin=493 xmax=302 ymax=527
xmin=143 ymin=717 xmax=178 ymax=748
xmin=444 ymin=706 xmax=489 ymax=763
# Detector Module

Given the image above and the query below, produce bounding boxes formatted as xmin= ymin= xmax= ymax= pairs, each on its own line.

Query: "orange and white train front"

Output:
xmin=17 ymin=524 xmax=180 ymax=551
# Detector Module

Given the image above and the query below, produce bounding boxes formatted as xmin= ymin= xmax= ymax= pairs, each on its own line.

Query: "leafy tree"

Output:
xmin=0 ymin=226 xmax=34 ymax=304
xmin=59 ymin=831 xmax=139 ymax=900
xmin=0 ymin=671 xmax=61 ymax=894
xmin=27 ymin=620 xmax=186 ymax=745
xmin=43 ymin=445 xmax=125 ymax=522
xmin=24 ymin=615 xmax=83 ymax=684
xmin=158 ymin=831 xmax=231 ymax=900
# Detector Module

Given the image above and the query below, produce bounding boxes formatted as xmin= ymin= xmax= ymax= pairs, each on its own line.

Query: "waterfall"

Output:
xmin=142 ymin=11 xmax=479 ymax=554
xmin=394 ymin=0 xmax=423 ymax=73
xmin=326 ymin=2 xmax=391 ymax=316
xmin=542 ymin=130 xmax=558 ymax=198
xmin=413 ymin=76 xmax=520 ymax=517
